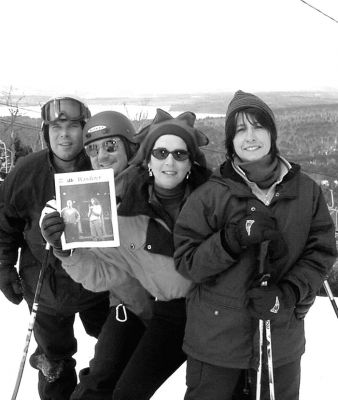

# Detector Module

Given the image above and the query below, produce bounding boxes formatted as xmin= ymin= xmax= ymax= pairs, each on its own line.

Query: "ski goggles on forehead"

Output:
xmin=151 ymin=148 xmax=190 ymax=161
xmin=41 ymin=98 xmax=90 ymax=124
xmin=85 ymin=138 xmax=121 ymax=157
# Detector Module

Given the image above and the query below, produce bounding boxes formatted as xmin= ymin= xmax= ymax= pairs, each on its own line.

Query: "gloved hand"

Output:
xmin=247 ymin=281 xmax=297 ymax=320
xmin=223 ymin=212 xmax=279 ymax=256
xmin=40 ymin=211 xmax=65 ymax=250
xmin=39 ymin=199 xmax=57 ymax=229
xmin=0 ymin=264 xmax=23 ymax=304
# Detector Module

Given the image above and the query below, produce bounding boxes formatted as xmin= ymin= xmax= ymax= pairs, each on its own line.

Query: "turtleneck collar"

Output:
xmin=151 ymin=181 xmax=187 ymax=224
xmin=233 ymin=153 xmax=281 ymax=189
xmin=153 ymin=181 xmax=186 ymax=200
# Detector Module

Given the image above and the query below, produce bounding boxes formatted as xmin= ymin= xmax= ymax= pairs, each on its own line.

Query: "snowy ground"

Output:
xmin=1 ymin=295 xmax=337 ymax=399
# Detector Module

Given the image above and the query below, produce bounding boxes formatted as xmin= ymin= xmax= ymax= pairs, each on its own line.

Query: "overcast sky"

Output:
xmin=1 ymin=0 xmax=338 ymax=97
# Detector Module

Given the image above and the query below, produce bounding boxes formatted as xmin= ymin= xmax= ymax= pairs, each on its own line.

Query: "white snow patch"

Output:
xmin=0 ymin=296 xmax=337 ymax=399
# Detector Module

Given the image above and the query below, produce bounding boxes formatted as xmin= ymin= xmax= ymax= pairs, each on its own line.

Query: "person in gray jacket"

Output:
xmin=40 ymin=109 xmax=211 ymax=399
xmin=174 ymin=90 xmax=337 ymax=400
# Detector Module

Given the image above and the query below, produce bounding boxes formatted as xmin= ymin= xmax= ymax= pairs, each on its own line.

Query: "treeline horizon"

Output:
xmin=0 ymin=98 xmax=337 ymax=179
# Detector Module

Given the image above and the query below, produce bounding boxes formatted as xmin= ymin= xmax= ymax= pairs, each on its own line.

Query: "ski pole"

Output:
xmin=256 ymin=240 xmax=269 ymax=400
xmin=256 ymin=318 xmax=264 ymax=400
xmin=256 ymin=240 xmax=275 ymax=400
xmin=11 ymin=243 xmax=50 ymax=400
xmin=323 ymin=279 xmax=338 ymax=319
xmin=264 ymin=320 xmax=275 ymax=400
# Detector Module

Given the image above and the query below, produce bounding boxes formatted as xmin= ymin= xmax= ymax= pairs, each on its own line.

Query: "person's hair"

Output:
xmin=224 ymin=107 xmax=278 ymax=160
xmin=91 ymin=197 xmax=100 ymax=205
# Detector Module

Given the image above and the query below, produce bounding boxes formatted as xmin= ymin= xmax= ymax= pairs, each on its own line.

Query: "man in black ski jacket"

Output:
xmin=0 ymin=95 xmax=110 ymax=400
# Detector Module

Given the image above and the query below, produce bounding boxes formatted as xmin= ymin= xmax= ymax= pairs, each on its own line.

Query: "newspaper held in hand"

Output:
xmin=54 ymin=168 xmax=119 ymax=249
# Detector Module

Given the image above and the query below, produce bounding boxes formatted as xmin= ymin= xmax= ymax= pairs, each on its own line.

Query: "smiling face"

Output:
xmin=148 ymin=134 xmax=191 ymax=190
xmin=233 ymin=112 xmax=271 ymax=162
xmin=49 ymin=119 xmax=83 ymax=162
xmin=88 ymin=137 xmax=128 ymax=176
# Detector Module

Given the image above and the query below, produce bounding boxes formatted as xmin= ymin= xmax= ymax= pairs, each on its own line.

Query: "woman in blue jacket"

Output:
xmin=41 ymin=109 xmax=211 ymax=400
xmin=174 ymin=90 xmax=337 ymax=400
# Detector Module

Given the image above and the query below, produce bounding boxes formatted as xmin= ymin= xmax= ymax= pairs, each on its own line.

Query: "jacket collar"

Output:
xmin=47 ymin=149 xmax=91 ymax=173
xmin=210 ymin=159 xmax=301 ymax=200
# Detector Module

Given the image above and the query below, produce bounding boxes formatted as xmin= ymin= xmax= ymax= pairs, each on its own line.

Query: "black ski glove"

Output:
xmin=0 ymin=264 xmax=23 ymax=304
xmin=41 ymin=211 xmax=65 ymax=250
xmin=247 ymin=281 xmax=297 ymax=320
xmin=223 ymin=212 xmax=280 ymax=256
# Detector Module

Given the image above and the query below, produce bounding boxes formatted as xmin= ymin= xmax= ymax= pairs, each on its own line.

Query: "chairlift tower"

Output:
xmin=0 ymin=139 xmax=13 ymax=176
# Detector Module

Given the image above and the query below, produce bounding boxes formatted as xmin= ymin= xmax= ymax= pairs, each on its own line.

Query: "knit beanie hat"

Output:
xmin=224 ymin=90 xmax=278 ymax=158
xmin=130 ymin=109 xmax=209 ymax=167
xmin=226 ymin=90 xmax=275 ymax=122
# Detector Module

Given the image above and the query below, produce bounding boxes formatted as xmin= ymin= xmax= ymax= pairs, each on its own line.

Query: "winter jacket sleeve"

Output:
xmin=0 ymin=171 xmax=25 ymax=266
xmin=282 ymin=184 xmax=337 ymax=303
xmin=174 ymin=183 xmax=237 ymax=283
xmin=54 ymin=247 xmax=133 ymax=293
xmin=55 ymin=248 xmax=154 ymax=320
xmin=55 ymin=216 xmax=192 ymax=301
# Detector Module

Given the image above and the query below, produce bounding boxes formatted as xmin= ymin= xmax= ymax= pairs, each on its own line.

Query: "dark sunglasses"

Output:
xmin=151 ymin=148 xmax=190 ymax=161
xmin=41 ymin=97 xmax=90 ymax=124
xmin=85 ymin=139 xmax=121 ymax=157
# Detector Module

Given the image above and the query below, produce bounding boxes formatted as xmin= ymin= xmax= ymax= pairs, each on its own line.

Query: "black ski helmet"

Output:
xmin=83 ymin=111 xmax=138 ymax=160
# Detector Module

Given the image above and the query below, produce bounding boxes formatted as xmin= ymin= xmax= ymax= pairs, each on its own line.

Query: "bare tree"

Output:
xmin=123 ymin=101 xmax=149 ymax=131
xmin=1 ymin=86 xmax=25 ymax=171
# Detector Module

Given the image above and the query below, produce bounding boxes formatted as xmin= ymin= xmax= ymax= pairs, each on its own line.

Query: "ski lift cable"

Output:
xmin=299 ymin=0 xmax=338 ymax=24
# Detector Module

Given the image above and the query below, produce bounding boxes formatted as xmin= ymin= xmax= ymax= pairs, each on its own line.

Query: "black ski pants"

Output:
xmin=70 ymin=308 xmax=146 ymax=400
xmin=184 ymin=356 xmax=301 ymax=400
xmin=71 ymin=298 xmax=187 ymax=400
xmin=31 ymin=298 xmax=110 ymax=400
xmin=112 ymin=298 xmax=187 ymax=400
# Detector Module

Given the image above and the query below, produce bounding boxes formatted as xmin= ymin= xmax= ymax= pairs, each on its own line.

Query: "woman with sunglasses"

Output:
xmin=40 ymin=109 xmax=211 ymax=400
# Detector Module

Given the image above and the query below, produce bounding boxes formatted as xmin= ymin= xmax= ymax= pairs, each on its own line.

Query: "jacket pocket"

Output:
xmin=199 ymin=286 xmax=246 ymax=311
xmin=184 ymin=287 xmax=253 ymax=368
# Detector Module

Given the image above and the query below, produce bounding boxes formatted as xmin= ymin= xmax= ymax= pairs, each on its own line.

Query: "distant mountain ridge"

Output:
xmin=4 ymin=91 xmax=338 ymax=115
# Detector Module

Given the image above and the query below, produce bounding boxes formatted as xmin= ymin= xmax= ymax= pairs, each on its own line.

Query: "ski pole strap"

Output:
xmin=258 ymin=241 xmax=269 ymax=275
